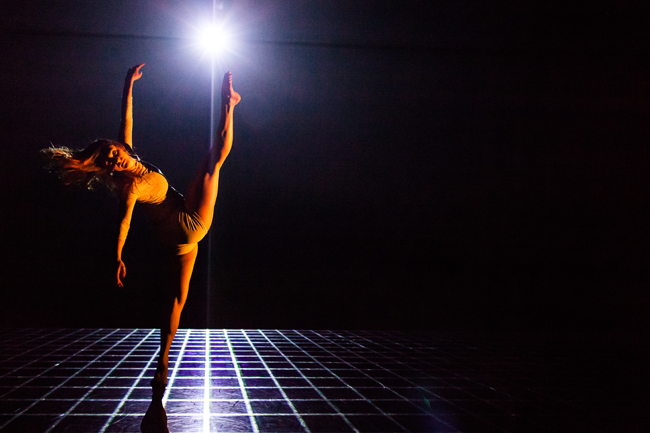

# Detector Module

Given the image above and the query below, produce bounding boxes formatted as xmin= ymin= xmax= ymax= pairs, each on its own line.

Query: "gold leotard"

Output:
xmin=118 ymin=161 xmax=208 ymax=255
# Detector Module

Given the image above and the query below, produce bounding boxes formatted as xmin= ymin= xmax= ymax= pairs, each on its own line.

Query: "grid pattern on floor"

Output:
xmin=0 ymin=329 xmax=635 ymax=432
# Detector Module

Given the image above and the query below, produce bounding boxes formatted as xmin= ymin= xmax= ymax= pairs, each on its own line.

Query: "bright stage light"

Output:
xmin=197 ymin=24 xmax=231 ymax=54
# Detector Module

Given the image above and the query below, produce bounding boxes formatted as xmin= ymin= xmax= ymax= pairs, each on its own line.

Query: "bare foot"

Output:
xmin=221 ymin=71 xmax=241 ymax=106
xmin=141 ymin=398 xmax=169 ymax=433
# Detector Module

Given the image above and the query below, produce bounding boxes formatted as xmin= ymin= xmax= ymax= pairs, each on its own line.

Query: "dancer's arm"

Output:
xmin=116 ymin=193 xmax=137 ymax=287
xmin=118 ymin=64 xmax=144 ymax=146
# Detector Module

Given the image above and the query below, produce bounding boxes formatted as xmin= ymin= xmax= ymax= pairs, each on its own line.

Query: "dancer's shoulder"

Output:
xmin=141 ymin=161 xmax=164 ymax=175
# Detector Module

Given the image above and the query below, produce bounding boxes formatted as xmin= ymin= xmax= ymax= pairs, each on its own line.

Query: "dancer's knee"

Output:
xmin=173 ymin=297 xmax=186 ymax=313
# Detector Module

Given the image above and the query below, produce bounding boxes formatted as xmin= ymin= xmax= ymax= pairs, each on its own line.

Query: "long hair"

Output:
xmin=41 ymin=139 xmax=141 ymax=194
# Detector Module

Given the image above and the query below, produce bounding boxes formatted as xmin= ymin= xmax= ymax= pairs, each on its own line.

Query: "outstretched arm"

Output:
xmin=116 ymin=193 xmax=137 ymax=287
xmin=118 ymin=64 xmax=144 ymax=146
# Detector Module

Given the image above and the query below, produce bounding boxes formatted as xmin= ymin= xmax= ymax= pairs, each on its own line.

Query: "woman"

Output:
xmin=42 ymin=64 xmax=240 ymax=397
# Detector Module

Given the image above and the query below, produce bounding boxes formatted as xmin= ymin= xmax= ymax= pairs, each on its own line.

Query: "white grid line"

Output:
xmin=162 ymin=329 xmax=191 ymax=406
xmin=326 ymin=330 xmax=512 ymax=431
xmin=277 ymin=330 xmax=410 ymax=432
xmin=0 ymin=329 xmax=121 ymax=430
xmin=203 ymin=328 xmax=211 ymax=432
xmin=242 ymin=330 xmax=311 ymax=432
xmin=0 ymin=329 xmax=95 ymax=381
xmin=225 ymin=330 xmax=259 ymax=433
xmin=44 ymin=329 xmax=146 ymax=432
xmin=99 ymin=329 xmax=159 ymax=432
xmin=0 ymin=328 xmax=71 ymax=364
xmin=256 ymin=330 xmax=361 ymax=433
xmin=0 ymin=329 xmax=603 ymax=433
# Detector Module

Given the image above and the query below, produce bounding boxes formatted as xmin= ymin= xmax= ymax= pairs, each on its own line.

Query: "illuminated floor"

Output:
xmin=0 ymin=329 xmax=643 ymax=432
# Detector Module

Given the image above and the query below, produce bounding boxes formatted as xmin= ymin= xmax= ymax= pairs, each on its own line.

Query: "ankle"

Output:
xmin=150 ymin=378 xmax=167 ymax=400
xmin=154 ymin=365 xmax=168 ymax=383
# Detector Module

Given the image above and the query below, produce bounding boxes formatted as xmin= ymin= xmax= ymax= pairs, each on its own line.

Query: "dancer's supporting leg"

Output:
xmin=153 ymin=72 xmax=239 ymax=386
xmin=154 ymin=246 xmax=198 ymax=389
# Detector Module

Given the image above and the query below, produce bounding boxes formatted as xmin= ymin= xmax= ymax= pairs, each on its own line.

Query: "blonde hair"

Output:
xmin=41 ymin=139 xmax=140 ymax=194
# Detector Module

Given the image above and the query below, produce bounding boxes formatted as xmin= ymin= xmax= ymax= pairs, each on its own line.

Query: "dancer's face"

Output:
xmin=98 ymin=144 xmax=136 ymax=172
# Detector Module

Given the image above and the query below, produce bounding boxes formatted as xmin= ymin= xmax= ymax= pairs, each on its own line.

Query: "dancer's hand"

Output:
xmin=127 ymin=64 xmax=144 ymax=82
xmin=117 ymin=260 xmax=127 ymax=287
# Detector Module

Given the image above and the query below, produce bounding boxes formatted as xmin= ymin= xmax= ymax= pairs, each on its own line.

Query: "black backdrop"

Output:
xmin=1 ymin=1 xmax=650 ymax=337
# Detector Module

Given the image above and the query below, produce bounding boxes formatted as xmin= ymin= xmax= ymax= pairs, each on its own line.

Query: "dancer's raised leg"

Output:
xmin=185 ymin=71 xmax=240 ymax=225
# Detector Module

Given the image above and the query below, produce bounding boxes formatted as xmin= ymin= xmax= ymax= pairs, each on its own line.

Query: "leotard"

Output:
xmin=118 ymin=161 xmax=208 ymax=255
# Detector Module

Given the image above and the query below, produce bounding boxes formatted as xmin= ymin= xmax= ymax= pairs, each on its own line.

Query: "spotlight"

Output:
xmin=197 ymin=24 xmax=231 ymax=54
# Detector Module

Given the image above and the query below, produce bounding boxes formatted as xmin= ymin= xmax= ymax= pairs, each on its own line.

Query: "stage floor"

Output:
xmin=0 ymin=329 xmax=645 ymax=432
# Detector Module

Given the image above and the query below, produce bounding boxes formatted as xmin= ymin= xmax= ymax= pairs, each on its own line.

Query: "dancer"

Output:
xmin=42 ymin=64 xmax=240 ymax=430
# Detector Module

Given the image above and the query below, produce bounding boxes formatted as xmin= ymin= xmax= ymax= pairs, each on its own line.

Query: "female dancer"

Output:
xmin=42 ymin=64 xmax=240 ymax=397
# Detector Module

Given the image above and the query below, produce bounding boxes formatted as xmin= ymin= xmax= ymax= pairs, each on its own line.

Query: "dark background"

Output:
xmin=1 ymin=1 xmax=650 ymax=337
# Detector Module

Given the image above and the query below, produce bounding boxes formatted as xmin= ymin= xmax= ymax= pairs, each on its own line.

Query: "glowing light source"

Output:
xmin=197 ymin=24 xmax=231 ymax=55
